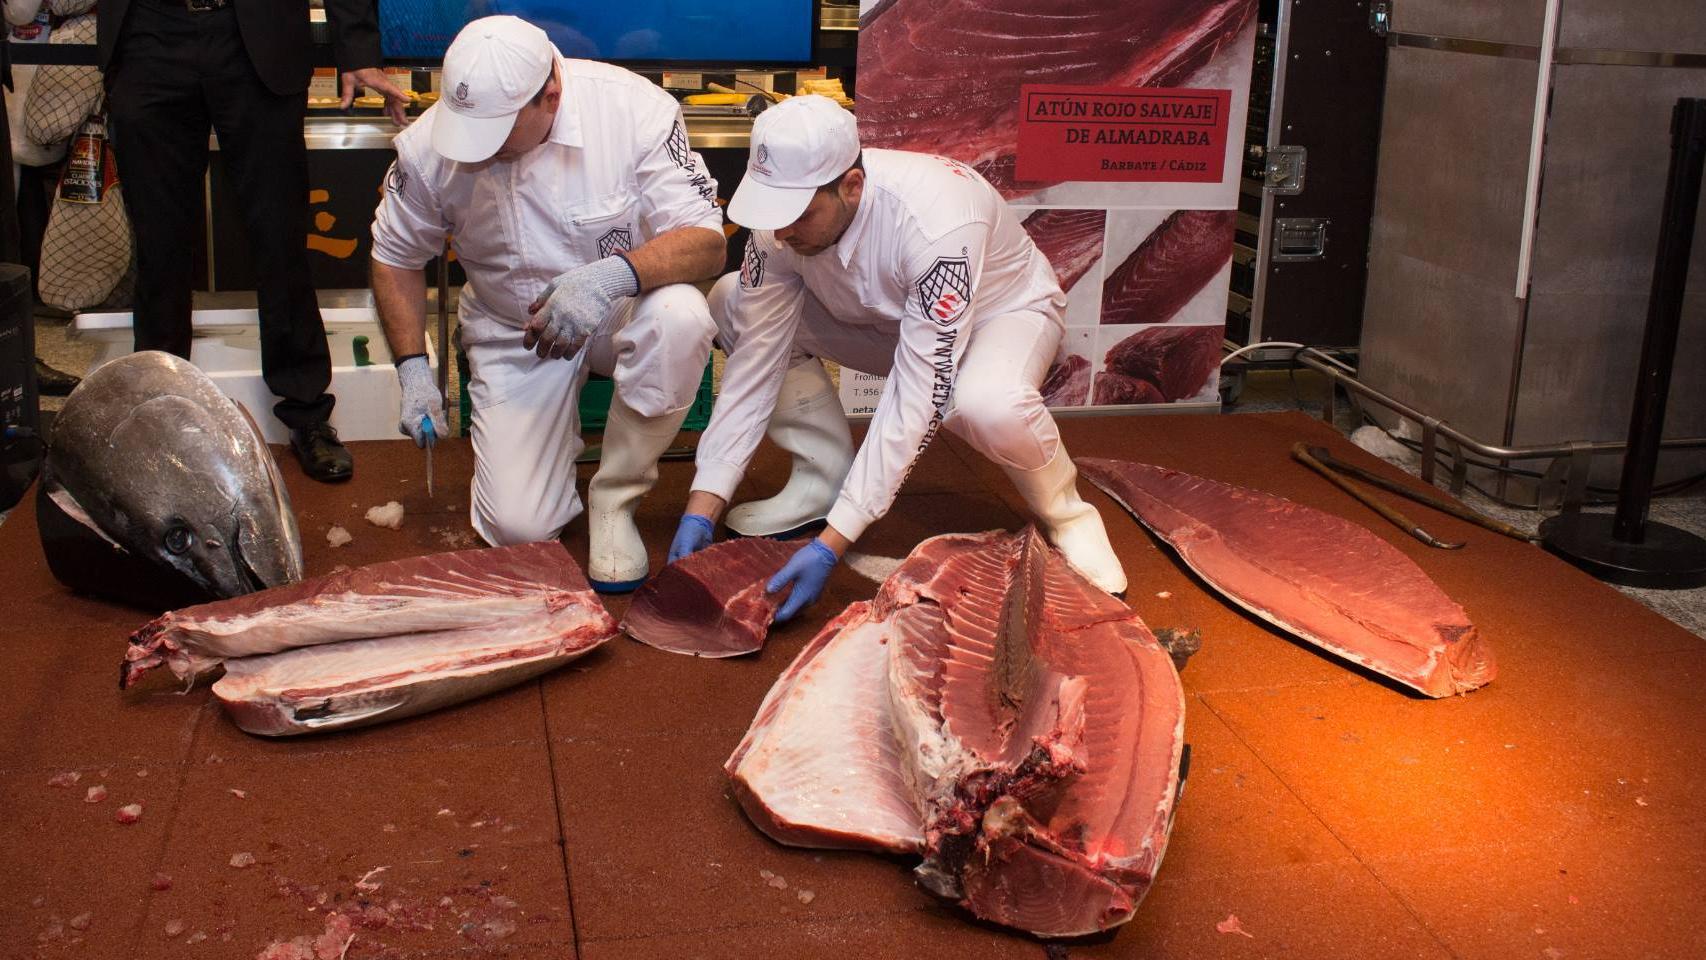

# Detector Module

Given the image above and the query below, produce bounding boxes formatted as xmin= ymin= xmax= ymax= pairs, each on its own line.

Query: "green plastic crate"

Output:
xmin=456 ymin=349 xmax=714 ymax=436
xmin=579 ymin=360 xmax=715 ymax=431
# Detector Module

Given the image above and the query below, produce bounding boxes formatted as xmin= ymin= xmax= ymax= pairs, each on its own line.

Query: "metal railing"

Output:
xmin=1292 ymin=348 xmax=1706 ymax=509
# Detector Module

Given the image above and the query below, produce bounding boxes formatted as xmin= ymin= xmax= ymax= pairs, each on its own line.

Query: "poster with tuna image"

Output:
xmin=846 ymin=0 xmax=1256 ymax=414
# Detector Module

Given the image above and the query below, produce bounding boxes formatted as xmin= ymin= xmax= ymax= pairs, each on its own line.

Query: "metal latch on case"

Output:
xmin=1271 ymin=218 xmax=1330 ymax=262
xmin=1264 ymin=145 xmax=1306 ymax=195
xmin=1369 ymin=0 xmax=1392 ymax=37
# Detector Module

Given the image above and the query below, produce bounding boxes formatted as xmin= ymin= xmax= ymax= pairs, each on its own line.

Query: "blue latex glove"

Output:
xmin=767 ymin=538 xmax=839 ymax=623
xmin=524 ymin=255 xmax=638 ymax=360
xmin=396 ymin=355 xmax=446 ymax=448
xmin=668 ymin=514 xmax=715 ymax=565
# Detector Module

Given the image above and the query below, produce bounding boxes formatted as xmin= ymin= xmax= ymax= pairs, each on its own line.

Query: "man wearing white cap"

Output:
xmin=669 ymin=94 xmax=1127 ymax=620
xmin=369 ymin=15 xmax=725 ymax=591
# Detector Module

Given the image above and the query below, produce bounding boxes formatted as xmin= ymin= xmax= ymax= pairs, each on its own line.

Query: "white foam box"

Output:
xmin=74 ymin=307 xmax=438 ymax=444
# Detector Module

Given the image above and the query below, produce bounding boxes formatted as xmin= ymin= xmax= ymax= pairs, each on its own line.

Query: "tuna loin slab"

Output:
xmin=624 ymin=537 xmax=798 ymax=658
xmin=1079 ymin=459 xmax=1496 ymax=697
xmin=123 ymin=543 xmax=619 ymax=735
xmin=1101 ymin=210 xmax=1236 ymax=326
xmin=726 ymin=528 xmax=1185 ymax=937
xmin=125 ymin=542 xmax=610 ymax=686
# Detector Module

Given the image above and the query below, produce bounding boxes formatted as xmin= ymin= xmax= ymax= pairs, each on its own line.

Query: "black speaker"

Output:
xmin=0 ymin=262 xmax=40 ymax=512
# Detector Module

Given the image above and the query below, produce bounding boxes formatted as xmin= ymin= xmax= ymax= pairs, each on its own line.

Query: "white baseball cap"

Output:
xmin=431 ymin=16 xmax=557 ymax=163
xmin=728 ymin=94 xmax=860 ymax=230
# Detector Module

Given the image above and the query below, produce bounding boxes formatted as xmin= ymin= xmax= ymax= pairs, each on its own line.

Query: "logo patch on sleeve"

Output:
xmin=739 ymin=234 xmax=766 ymax=289
xmin=916 ymin=257 xmax=971 ymax=326
xmin=384 ymin=163 xmax=408 ymax=195
xmin=665 ymin=121 xmax=691 ymax=170
xmin=598 ymin=227 xmax=633 ymax=258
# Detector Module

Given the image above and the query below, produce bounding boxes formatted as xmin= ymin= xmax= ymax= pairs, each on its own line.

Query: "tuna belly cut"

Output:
xmin=1080 ymin=458 xmax=1496 ymax=697
xmin=727 ymin=528 xmax=1186 ymax=938
xmin=726 ymin=601 xmax=926 ymax=853
xmin=213 ymin=603 xmax=614 ymax=736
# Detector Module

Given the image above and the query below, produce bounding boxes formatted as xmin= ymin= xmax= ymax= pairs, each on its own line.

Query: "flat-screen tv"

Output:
xmin=381 ymin=1 xmax=815 ymax=65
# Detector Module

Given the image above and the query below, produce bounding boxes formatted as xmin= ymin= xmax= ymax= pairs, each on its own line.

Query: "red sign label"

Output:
xmin=1015 ymin=85 xmax=1231 ymax=184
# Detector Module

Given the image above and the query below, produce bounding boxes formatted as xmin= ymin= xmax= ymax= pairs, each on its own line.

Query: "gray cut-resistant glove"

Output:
xmin=524 ymin=255 xmax=639 ymax=360
xmin=396 ymin=355 xmax=447 ymax=448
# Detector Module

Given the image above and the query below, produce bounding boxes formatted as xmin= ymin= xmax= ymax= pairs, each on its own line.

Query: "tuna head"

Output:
xmin=42 ymin=352 xmax=303 ymax=604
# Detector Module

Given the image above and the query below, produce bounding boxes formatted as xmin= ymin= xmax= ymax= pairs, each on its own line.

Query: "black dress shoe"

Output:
xmin=35 ymin=359 xmax=81 ymax=397
xmin=290 ymin=421 xmax=353 ymax=483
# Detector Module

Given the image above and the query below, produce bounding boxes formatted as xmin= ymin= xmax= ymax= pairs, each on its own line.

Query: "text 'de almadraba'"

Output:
xmin=1016 ymin=85 xmax=1231 ymax=183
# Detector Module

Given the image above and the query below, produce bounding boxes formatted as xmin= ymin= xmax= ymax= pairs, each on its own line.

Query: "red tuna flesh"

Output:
xmin=727 ymin=528 xmax=1186 ymax=937
xmin=1022 ymin=209 xmax=1106 ymax=292
xmin=1079 ymin=459 xmax=1496 ymax=697
xmin=623 ymin=538 xmax=798 ymax=658
xmin=1102 ymin=210 xmax=1236 ymax=325
xmin=859 ymin=0 xmax=1257 ymax=195
xmin=1098 ymin=324 xmax=1222 ymax=404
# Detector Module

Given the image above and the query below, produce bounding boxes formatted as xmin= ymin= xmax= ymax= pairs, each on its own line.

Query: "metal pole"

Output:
xmin=1612 ymin=98 xmax=1706 ymax=542
xmin=1538 ymin=97 xmax=1706 ymax=588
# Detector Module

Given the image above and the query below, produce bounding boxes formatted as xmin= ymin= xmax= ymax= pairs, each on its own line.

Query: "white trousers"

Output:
xmin=464 ymin=283 xmax=715 ymax=546
xmin=709 ymin=275 xmax=1062 ymax=474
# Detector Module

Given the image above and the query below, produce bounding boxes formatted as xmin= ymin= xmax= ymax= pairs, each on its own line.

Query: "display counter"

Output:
xmin=291 ymin=112 xmax=753 ymax=150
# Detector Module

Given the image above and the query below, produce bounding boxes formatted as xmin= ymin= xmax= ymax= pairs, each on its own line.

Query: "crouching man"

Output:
xmin=670 ymin=95 xmax=1125 ymax=620
xmin=370 ymin=16 xmax=725 ymax=591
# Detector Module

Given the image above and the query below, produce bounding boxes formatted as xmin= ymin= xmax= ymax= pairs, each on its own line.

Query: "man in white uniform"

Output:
xmin=370 ymin=16 xmax=725 ymax=592
xmin=669 ymin=95 xmax=1126 ymax=620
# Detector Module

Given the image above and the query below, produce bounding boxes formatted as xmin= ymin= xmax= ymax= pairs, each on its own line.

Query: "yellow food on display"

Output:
xmin=796 ymin=77 xmax=853 ymax=108
xmin=683 ymin=93 xmax=750 ymax=106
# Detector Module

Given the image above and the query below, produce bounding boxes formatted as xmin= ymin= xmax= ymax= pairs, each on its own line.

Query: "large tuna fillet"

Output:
xmin=1079 ymin=459 xmax=1496 ymax=697
xmin=1094 ymin=324 xmax=1222 ymax=405
xmin=123 ymin=542 xmax=616 ymax=688
xmin=859 ymin=0 xmax=1257 ymax=195
xmin=727 ymin=528 xmax=1186 ymax=937
xmin=213 ymin=600 xmax=611 ymax=736
xmin=1102 ymin=210 xmax=1236 ymax=325
xmin=1022 ymin=209 xmax=1106 ymax=292
xmin=624 ymin=538 xmax=797 ymax=658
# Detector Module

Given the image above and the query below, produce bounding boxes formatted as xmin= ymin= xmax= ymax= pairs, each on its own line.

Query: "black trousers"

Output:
xmin=106 ymin=0 xmax=333 ymax=429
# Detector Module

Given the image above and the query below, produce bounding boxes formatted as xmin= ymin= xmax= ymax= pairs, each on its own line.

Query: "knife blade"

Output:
xmin=422 ymin=416 xmax=435 ymax=498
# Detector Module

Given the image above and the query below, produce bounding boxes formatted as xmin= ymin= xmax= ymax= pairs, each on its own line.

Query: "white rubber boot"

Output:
xmin=725 ymin=359 xmax=855 ymax=538
xmin=586 ymin=393 xmax=691 ymax=593
xmin=1002 ymin=444 xmax=1129 ymax=595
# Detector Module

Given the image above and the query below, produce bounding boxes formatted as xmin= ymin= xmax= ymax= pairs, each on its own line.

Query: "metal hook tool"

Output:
xmin=1304 ymin=446 xmax=1540 ymax=543
xmin=1291 ymin=443 xmax=1465 ymax=549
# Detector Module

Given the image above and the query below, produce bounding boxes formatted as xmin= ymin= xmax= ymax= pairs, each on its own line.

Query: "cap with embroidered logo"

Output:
xmin=728 ymin=94 xmax=860 ymax=230
xmin=431 ymin=16 xmax=557 ymax=163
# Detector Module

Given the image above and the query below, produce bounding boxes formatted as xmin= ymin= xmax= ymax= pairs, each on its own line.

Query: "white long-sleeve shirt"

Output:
xmin=694 ymin=148 xmax=1065 ymax=540
xmin=370 ymin=55 xmax=723 ymax=346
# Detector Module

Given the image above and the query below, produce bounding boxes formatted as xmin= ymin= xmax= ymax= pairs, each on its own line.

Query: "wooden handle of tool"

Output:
xmin=1307 ymin=447 xmax=1536 ymax=543
xmin=1291 ymin=443 xmax=1460 ymax=548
